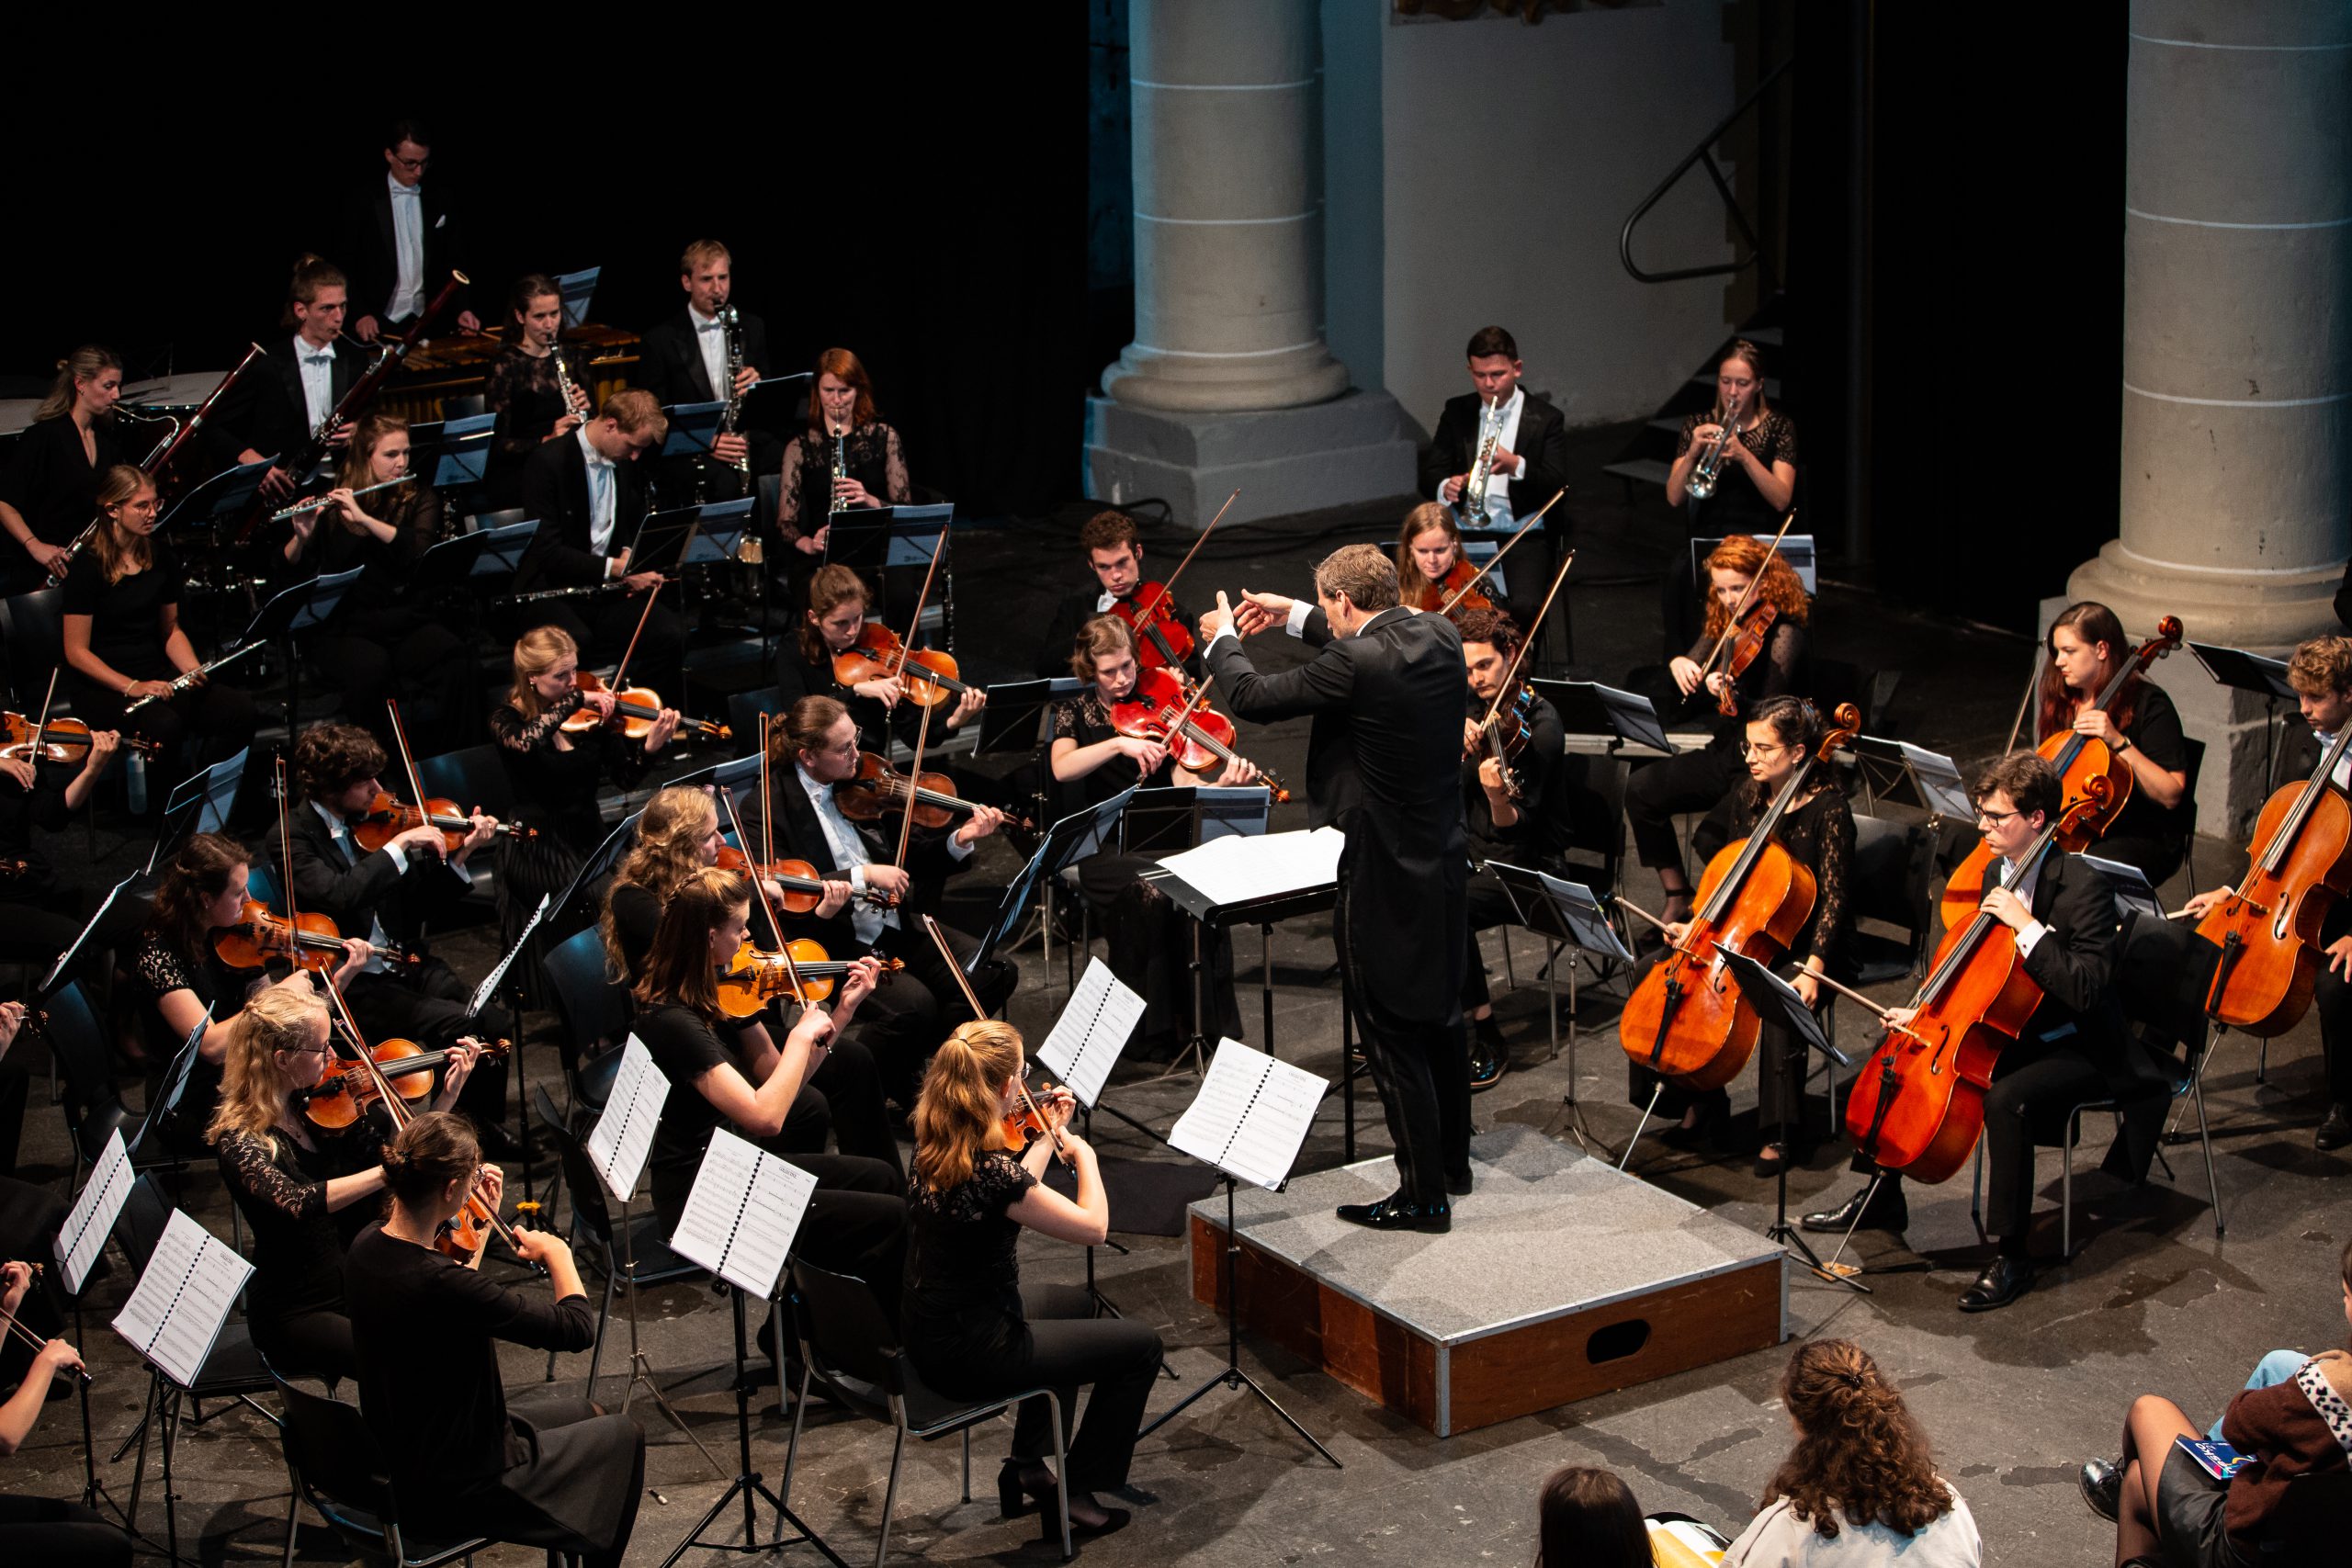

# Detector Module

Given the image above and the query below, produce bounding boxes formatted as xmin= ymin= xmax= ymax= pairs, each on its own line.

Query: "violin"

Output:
xmin=561 ymin=671 xmax=731 ymax=744
xmin=2194 ymin=720 xmax=2352 ymax=1035
xmin=1845 ymin=785 xmax=2109 ymax=1182
xmin=1408 ymin=558 xmax=1490 ymax=615
xmin=350 ymin=792 xmax=537 ymax=855
xmin=1464 ymin=681 xmax=1536 ymax=802
xmin=714 ymin=845 xmax=896 ymax=911
xmin=832 ymin=750 xmax=1029 ymax=830
xmin=0 ymin=712 xmax=158 ymax=763
xmin=1107 ymin=666 xmax=1291 ymax=802
xmin=1113 ymin=586 xmax=1195 ymax=671
xmin=1001 ymin=1077 xmax=1075 ymax=1154
xmin=1710 ymin=600 xmax=1781 ymax=718
xmin=829 ymin=621 xmax=979 ymax=710
xmin=213 ymin=898 xmax=413 ymax=972
xmin=716 ymin=938 xmax=903 ymax=1016
xmin=298 ymin=1036 xmax=510 ymax=1130
xmin=1618 ymin=703 xmax=1861 ymax=1093
xmin=1939 ymin=615 xmax=2183 ymax=931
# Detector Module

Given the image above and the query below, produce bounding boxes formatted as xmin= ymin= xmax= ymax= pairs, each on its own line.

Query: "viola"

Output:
xmin=1618 ymin=704 xmax=1861 ymax=1093
xmin=715 ymin=938 xmax=902 ymax=1016
xmin=833 ymin=750 xmax=1030 ymax=831
xmin=350 ymin=792 xmax=537 ymax=855
xmin=560 ymin=671 xmax=731 ymax=744
xmin=1464 ymin=681 xmax=1537 ymax=802
xmin=1711 ymin=601 xmax=1781 ymax=718
xmin=213 ymin=898 xmax=413 ymax=973
xmin=1113 ymin=585 xmax=1195 ymax=671
xmin=1939 ymin=615 xmax=2183 ymax=930
xmin=1107 ymin=666 xmax=1291 ymax=802
xmin=714 ymin=845 xmax=895 ymax=912
xmin=297 ymin=1036 xmax=510 ymax=1130
xmin=1408 ymin=558 xmax=1490 ymax=616
xmin=2194 ymin=722 xmax=2352 ymax=1035
xmin=1844 ymin=785 xmax=2109 ymax=1182
xmin=829 ymin=621 xmax=978 ymax=710
xmin=0 ymin=712 xmax=159 ymax=764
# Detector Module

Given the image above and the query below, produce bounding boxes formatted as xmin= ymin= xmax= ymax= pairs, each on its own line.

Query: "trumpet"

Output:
xmin=1685 ymin=400 xmax=1741 ymax=502
xmin=271 ymin=476 xmax=413 ymax=521
xmin=1460 ymin=396 xmax=1502 ymax=525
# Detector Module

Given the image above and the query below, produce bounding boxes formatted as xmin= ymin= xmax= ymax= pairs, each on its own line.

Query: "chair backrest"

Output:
xmin=0 ymin=588 xmax=65 ymax=710
xmin=417 ymin=744 xmax=518 ymax=824
xmin=2168 ymin=736 xmax=2207 ymax=849
xmin=42 ymin=979 xmax=118 ymax=1121
xmin=727 ymin=686 xmax=789 ymax=749
xmin=1849 ymin=813 xmax=1934 ymax=941
xmin=540 ymin=926 xmax=629 ymax=1066
xmin=537 ymin=1087 xmax=616 ymax=1247
xmin=270 ymin=1367 xmax=401 ymax=1527
xmin=790 ymin=1258 xmax=908 ymax=1397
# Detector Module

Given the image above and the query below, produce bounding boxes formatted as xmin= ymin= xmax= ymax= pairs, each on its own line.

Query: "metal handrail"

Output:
xmin=1619 ymin=56 xmax=1794 ymax=287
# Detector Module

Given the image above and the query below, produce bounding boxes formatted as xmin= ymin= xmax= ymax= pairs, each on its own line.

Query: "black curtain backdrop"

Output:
xmin=0 ymin=16 xmax=1089 ymax=518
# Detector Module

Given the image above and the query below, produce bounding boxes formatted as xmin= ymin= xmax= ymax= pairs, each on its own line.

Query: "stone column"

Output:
xmin=1085 ymin=0 xmax=1414 ymax=525
xmin=2065 ymin=1 xmax=2351 ymax=836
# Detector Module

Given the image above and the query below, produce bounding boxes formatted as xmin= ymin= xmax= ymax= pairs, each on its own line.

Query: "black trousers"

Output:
xmin=1624 ymin=735 xmax=1746 ymax=874
xmin=1461 ymin=868 xmax=1521 ymax=1011
xmin=858 ymin=919 xmax=1017 ymax=1111
xmin=1622 ymin=947 xmax=1817 ymax=1135
xmin=802 ymin=1029 xmax=905 ymax=1180
xmin=414 ymin=1394 xmax=644 ymax=1568
xmin=66 ymin=674 xmax=257 ymax=773
xmin=343 ymin=962 xmax=514 ymax=1131
xmin=0 ymin=1495 xmax=129 ymax=1567
xmin=1338 ymin=883 xmax=1468 ymax=1207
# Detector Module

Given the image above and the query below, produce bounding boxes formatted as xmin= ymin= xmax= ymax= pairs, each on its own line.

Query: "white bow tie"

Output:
xmin=390 ymin=183 xmax=419 ymax=199
xmin=696 ymin=318 xmax=723 ymax=333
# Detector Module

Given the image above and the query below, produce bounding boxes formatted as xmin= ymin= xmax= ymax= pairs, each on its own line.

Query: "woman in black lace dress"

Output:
xmin=777 ymin=348 xmax=911 ymax=564
xmin=904 ymin=1020 xmax=1160 ymax=1541
xmin=1050 ymin=615 xmax=1258 ymax=1060
xmin=1660 ymin=340 xmax=1798 ymax=656
xmin=481 ymin=275 xmax=592 ymax=508
xmin=209 ymin=979 xmax=484 ymax=1380
xmin=1626 ymin=696 xmax=1852 ymax=1173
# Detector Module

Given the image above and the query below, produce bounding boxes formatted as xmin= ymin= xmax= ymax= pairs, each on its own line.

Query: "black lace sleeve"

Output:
xmin=491 ymin=694 xmax=586 ymax=754
xmin=1759 ymin=619 xmax=1805 ymax=699
xmin=882 ymin=425 xmax=911 ymax=505
xmin=1802 ymin=793 xmax=1854 ymax=975
xmin=975 ymin=1150 xmax=1038 ymax=1215
xmin=217 ymin=1129 xmax=325 ymax=1222
xmin=778 ymin=437 xmax=808 ymax=536
xmin=132 ymin=933 xmax=198 ymax=999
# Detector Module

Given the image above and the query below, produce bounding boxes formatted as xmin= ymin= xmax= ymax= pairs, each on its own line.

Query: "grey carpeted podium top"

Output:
xmin=1193 ymin=1123 xmax=1782 ymax=1346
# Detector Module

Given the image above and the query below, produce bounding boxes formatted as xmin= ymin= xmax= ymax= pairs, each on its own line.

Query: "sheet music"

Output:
xmin=133 ymin=1012 xmax=213 ymax=1158
xmin=2080 ymin=852 xmax=2165 ymax=921
xmin=1035 ymin=959 xmax=1145 ymax=1109
xmin=43 ymin=874 xmax=141 ymax=996
xmin=585 ymin=1037 xmax=669 ymax=1201
xmin=1157 ymin=826 xmax=1343 ymax=909
xmin=111 ymin=1210 xmax=253 ymax=1388
xmin=667 ymin=1129 xmax=817 ymax=1297
xmin=1537 ymin=873 xmax=1638 ymax=964
xmin=469 ymin=894 xmax=551 ymax=1016
xmin=1169 ymin=1038 xmax=1328 ymax=1191
xmin=54 ymin=1130 xmax=133 ymax=1295
xmin=1894 ymin=741 xmax=1973 ymax=818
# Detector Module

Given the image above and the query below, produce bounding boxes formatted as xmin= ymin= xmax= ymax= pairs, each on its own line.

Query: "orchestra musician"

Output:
xmin=1804 ymin=754 xmax=2165 ymax=1313
xmin=779 ymin=348 xmax=912 ymax=564
xmin=0 ymin=1259 xmax=119 ymax=1568
xmin=2032 ymin=600 xmax=2192 ymax=885
xmin=481 ymin=273 xmax=592 ymax=507
xmin=903 ymin=1021 xmax=1160 ymax=1541
xmin=1660 ymin=339 xmax=1797 ymax=656
xmin=1051 ymin=614 xmax=1256 ymax=1062
xmin=1419 ymin=325 xmax=1569 ymax=625
xmin=1214 ymin=547 xmax=1469 ymax=1232
xmin=1396 ymin=502 xmax=1481 ymax=615
xmin=0 ymin=726 xmax=119 ymax=969
xmin=60 ymin=466 xmax=258 ymax=765
xmin=267 ymin=723 xmax=514 ymax=1146
xmin=209 ymin=980 xmax=485 ymax=1382
xmin=1623 ymin=533 xmax=1810 ymax=928
xmin=1624 ymin=695 xmax=1851 ymax=1174
xmin=0 ymin=345 xmax=127 ymax=591
xmin=281 ymin=413 xmax=475 ymax=754
xmin=513 ymin=388 xmax=685 ymax=680
xmin=1033 ymin=508 xmax=1200 ymax=682
xmin=337 ymin=118 xmax=478 ymax=344
xmin=345 ymin=1112 xmax=644 ymax=1568
xmin=1454 ymin=605 xmax=1567 ymax=1091
xmin=223 ymin=255 xmax=368 ymax=502
xmin=636 ymin=239 xmax=774 ymax=494
xmin=777 ymin=563 xmax=988 ymax=755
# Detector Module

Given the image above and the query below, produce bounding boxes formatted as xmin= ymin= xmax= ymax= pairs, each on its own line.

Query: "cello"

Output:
xmin=1844 ymin=784 xmax=2109 ymax=1182
xmin=1617 ymin=702 xmax=1861 ymax=1095
xmin=1939 ymin=615 xmax=2183 ymax=931
xmin=2194 ymin=721 xmax=2352 ymax=1035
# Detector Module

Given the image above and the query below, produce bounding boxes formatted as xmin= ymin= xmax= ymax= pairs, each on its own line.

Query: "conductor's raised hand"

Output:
xmin=1196 ymin=591 xmax=1236 ymax=648
xmin=1235 ymin=589 xmax=1295 ymax=637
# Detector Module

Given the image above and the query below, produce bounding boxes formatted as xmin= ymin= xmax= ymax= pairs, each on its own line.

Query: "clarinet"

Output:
xmin=718 ymin=306 xmax=749 ymax=476
xmin=828 ymin=424 xmax=850 ymax=523
xmin=552 ymin=344 xmax=588 ymax=433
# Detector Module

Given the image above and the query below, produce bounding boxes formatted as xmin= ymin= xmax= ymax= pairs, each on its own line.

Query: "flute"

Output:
xmin=271 ymin=476 xmax=413 ymax=521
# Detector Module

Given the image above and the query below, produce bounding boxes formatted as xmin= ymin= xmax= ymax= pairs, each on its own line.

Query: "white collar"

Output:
xmin=796 ymin=761 xmax=834 ymax=802
xmin=296 ymin=334 xmax=335 ymax=362
xmin=575 ymin=425 xmax=612 ymax=468
xmin=387 ymin=171 xmax=420 ymax=198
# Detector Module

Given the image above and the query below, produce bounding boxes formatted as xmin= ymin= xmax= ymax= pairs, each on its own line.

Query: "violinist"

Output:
xmin=1623 ymin=696 xmax=1851 ymax=1174
xmin=779 ymin=346 xmax=911 ymax=560
xmin=513 ymin=388 xmax=684 ymax=678
xmin=0 ymin=344 xmax=127 ymax=592
xmin=2032 ymin=601 xmax=2192 ymax=884
xmin=1396 ymin=502 xmax=1486 ymax=615
xmin=776 ymin=564 xmax=987 ymax=754
xmin=210 ymin=981 xmax=485 ymax=1382
xmin=1051 ymin=614 xmax=1256 ymax=1061
xmin=0 ymin=723 xmax=120 ymax=969
xmin=283 ymin=414 xmax=475 ymax=755
xmin=903 ymin=1021 xmax=1161 ymax=1541
xmin=0 ymin=1260 xmax=118 ymax=1568
xmin=1624 ymin=533 xmax=1809 ymax=928
xmin=1033 ymin=509 xmax=1201 ymax=681
xmin=1804 ymin=753 xmax=2161 ymax=1313
xmin=481 ymin=274 xmax=592 ymax=506
xmin=345 ymin=1112 xmax=644 ymax=1568
xmin=60 ymin=466 xmax=258 ymax=766
xmin=269 ymin=723 xmax=514 ymax=1146
xmin=1660 ymin=340 xmax=1796 ymax=654
xmin=1455 ymin=606 xmax=1566 ymax=1090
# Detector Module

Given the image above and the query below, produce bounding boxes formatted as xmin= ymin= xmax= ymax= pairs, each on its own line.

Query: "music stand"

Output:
xmin=40 ymin=874 xmax=150 ymax=1002
xmin=1846 ymin=735 xmax=1973 ymax=822
xmin=155 ymin=457 xmax=273 ymax=537
xmin=657 ymin=400 xmax=727 ymax=463
xmin=54 ymin=1132 xmax=133 ymax=1525
xmin=469 ymin=518 xmax=540 ymax=580
xmin=404 ymin=412 xmax=497 ymax=491
xmin=239 ymin=564 xmax=365 ymax=731
xmin=1532 ymin=678 xmax=1677 ymax=756
xmin=822 ymin=503 xmax=953 ymax=575
xmin=966 ymin=786 xmax=1138 ymax=982
xmin=149 ymin=750 xmax=248 ymax=871
xmin=2080 ymin=853 xmax=2165 ymax=922
xmin=555 ymin=266 xmax=600 ymax=328
xmin=972 ymin=678 xmax=1083 ymax=844
xmin=633 ymin=498 xmax=750 ymax=577
xmin=2190 ymin=641 xmax=2298 ymax=793
xmin=1488 ymin=863 xmax=1634 ymax=1150
xmin=1691 ymin=534 xmax=1817 ymax=594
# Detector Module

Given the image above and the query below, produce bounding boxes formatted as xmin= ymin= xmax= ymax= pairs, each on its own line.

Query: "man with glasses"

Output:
xmin=340 ymin=118 xmax=479 ymax=344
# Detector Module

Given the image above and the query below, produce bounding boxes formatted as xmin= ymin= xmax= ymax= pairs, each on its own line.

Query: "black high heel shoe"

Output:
xmin=997 ymin=1458 xmax=1057 ymax=1518
xmin=1037 ymin=1491 xmax=1131 ymax=1543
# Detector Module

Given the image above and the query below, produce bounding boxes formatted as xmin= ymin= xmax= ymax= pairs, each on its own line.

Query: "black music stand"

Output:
xmin=657 ymin=400 xmax=728 ymax=465
xmin=54 ymin=1140 xmax=134 ymax=1532
xmin=468 ymin=518 xmax=540 ymax=581
xmin=155 ymin=457 xmax=273 ymax=538
xmin=1690 ymin=534 xmax=1818 ymax=594
xmin=1846 ymin=735 xmax=1973 ymax=822
xmin=1141 ymin=850 xmax=1339 ymax=1096
xmin=148 ymin=750 xmax=248 ymax=872
xmin=967 ymin=786 xmax=1138 ymax=979
xmin=238 ymin=564 xmax=365 ymax=732
xmin=40 ymin=874 xmax=150 ymax=1003
xmin=821 ymin=503 xmax=952 ymax=575
xmin=405 ymin=412 xmax=497 ymax=491
xmin=2190 ymin=641 xmax=2299 ymax=794
xmin=972 ymin=678 xmax=1082 ymax=842
xmin=1532 ymin=678 xmax=1677 ymax=756
xmin=555 ymin=265 xmax=600 ymax=327
xmin=1489 ymin=863 xmax=1634 ymax=1151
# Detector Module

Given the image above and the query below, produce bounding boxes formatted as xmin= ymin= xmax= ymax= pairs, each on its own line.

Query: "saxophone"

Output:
xmin=718 ymin=305 xmax=749 ymax=476
xmin=1459 ymin=396 xmax=1503 ymax=526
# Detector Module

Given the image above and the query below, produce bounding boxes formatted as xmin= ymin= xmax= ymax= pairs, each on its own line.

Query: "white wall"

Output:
xmin=1334 ymin=1 xmax=1743 ymax=437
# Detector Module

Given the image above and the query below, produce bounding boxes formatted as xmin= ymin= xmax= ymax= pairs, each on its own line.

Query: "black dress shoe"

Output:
xmin=2316 ymin=1104 xmax=2352 ymax=1151
xmin=1958 ymin=1256 xmax=2036 ymax=1313
xmin=1335 ymin=1195 xmax=1452 ymax=1234
xmin=1800 ymin=1183 xmax=1908 ymax=1235
xmin=1467 ymin=1018 xmax=1507 ymax=1091
xmin=2078 ymin=1457 xmax=2122 ymax=1522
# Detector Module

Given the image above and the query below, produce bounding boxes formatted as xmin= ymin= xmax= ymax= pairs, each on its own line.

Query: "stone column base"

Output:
xmin=1082 ymin=389 xmax=1419 ymax=529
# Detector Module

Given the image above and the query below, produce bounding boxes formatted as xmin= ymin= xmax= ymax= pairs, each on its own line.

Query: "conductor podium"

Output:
xmin=1186 ymin=1124 xmax=1783 ymax=1437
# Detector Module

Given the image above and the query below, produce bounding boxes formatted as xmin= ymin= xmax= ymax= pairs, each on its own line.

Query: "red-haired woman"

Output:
xmin=777 ymin=348 xmax=910 ymax=560
xmin=2032 ymin=600 xmax=2191 ymax=885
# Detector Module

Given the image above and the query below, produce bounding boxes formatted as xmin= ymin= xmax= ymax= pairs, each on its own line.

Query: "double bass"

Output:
xmin=1618 ymin=703 xmax=1861 ymax=1094
xmin=2195 ymin=722 xmax=2352 ymax=1035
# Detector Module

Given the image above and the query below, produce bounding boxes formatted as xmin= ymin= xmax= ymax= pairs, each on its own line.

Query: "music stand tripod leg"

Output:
xmin=1149 ymin=918 xmax=1210 ymax=1082
xmin=1760 ymin=1069 xmax=1871 ymax=1294
xmin=616 ymin=1198 xmax=727 ymax=1478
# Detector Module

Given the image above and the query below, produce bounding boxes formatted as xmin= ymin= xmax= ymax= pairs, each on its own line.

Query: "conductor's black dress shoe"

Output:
xmin=1335 ymin=1194 xmax=1452 ymax=1234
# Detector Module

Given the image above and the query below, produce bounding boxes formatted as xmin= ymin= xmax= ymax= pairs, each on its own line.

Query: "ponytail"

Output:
xmin=911 ymin=1021 xmax=1024 ymax=1192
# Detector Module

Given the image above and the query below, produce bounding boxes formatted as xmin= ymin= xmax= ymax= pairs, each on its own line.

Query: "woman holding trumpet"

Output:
xmin=1659 ymin=341 xmax=1797 ymax=656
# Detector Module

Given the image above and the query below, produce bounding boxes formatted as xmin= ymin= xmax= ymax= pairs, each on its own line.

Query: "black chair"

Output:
xmin=727 ymin=684 xmax=790 ymax=747
xmin=41 ymin=979 xmax=139 ymax=1176
xmin=786 ymin=1259 xmax=1073 ymax=1564
xmin=0 ymin=587 xmax=65 ymax=711
xmin=1555 ymin=751 xmax=1632 ymax=903
xmin=266 ymin=1359 xmax=492 ymax=1568
xmin=460 ymin=506 xmax=528 ymax=537
xmin=2174 ymin=736 xmax=2207 ymax=893
xmin=539 ymin=926 xmax=629 ymax=1112
xmin=417 ymin=744 xmax=519 ymax=827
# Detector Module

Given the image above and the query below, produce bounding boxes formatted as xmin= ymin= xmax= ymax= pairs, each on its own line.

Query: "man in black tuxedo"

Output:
xmin=1031 ymin=508 xmax=1202 ymax=682
xmin=637 ymin=239 xmax=777 ymax=499
xmin=265 ymin=723 xmax=513 ymax=1144
xmin=1417 ymin=325 xmax=1570 ymax=634
xmin=222 ymin=256 xmax=370 ymax=502
xmin=1210 ymin=546 xmax=1469 ymax=1232
xmin=339 ymin=118 xmax=479 ymax=344
xmin=514 ymin=388 xmax=685 ymax=679
xmin=1808 ymin=752 xmax=2165 ymax=1311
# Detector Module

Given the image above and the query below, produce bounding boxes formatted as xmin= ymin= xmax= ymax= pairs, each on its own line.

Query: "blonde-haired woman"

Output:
xmin=904 ymin=1021 xmax=1160 ymax=1540
xmin=210 ymin=979 xmax=484 ymax=1381
xmin=0 ymin=344 xmax=127 ymax=587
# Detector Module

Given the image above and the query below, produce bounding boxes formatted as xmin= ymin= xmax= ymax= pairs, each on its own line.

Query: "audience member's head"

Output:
xmin=1532 ymin=1464 xmax=1647 ymax=1568
xmin=1764 ymin=1339 xmax=1955 ymax=1539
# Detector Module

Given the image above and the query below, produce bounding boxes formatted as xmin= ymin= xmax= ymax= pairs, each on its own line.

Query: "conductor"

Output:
xmin=1203 ymin=546 xmax=1469 ymax=1232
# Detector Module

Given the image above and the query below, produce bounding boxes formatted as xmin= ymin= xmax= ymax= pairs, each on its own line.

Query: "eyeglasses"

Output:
xmin=1739 ymin=741 xmax=1790 ymax=756
xmin=390 ymin=154 xmax=429 ymax=172
xmin=1975 ymin=807 xmax=2023 ymax=826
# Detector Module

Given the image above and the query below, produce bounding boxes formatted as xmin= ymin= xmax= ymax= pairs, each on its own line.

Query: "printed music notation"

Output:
xmin=1169 ymin=1038 xmax=1328 ymax=1192
xmin=586 ymin=1037 xmax=670 ymax=1202
xmin=55 ymin=1130 xmax=133 ymax=1296
xmin=667 ymin=1129 xmax=817 ymax=1298
xmin=1035 ymin=958 xmax=1146 ymax=1111
xmin=110 ymin=1210 xmax=253 ymax=1389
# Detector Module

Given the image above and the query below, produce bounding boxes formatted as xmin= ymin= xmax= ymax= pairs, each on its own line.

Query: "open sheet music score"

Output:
xmin=1035 ymin=958 xmax=1146 ymax=1109
xmin=1157 ymin=826 xmax=1344 ymax=909
xmin=668 ymin=1129 xmax=818 ymax=1298
xmin=586 ymin=1037 xmax=669 ymax=1202
xmin=111 ymin=1210 xmax=253 ymax=1388
xmin=469 ymin=893 xmax=551 ymax=1016
xmin=1169 ymin=1038 xmax=1329 ymax=1191
xmin=55 ymin=1130 xmax=134 ymax=1296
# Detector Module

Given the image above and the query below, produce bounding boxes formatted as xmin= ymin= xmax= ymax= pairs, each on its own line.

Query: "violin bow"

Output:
xmin=758 ymin=713 xmax=777 ymax=873
xmin=721 ymin=785 xmax=810 ymax=1013
xmin=1692 ymin=509 xmax=1796 ymax=685
xmin=1437 ymin=488 xmax=1568 ymax=615
xmin=27 ymin=669 xmax=58 ymax=761
xmin=920 ymin=912 xmax=1071 ymax=1160
xmin=888 ymin=511 xmax=956 ymax=689
xmin=893 ymin=696 xmax=936 ymax=873
xmin=1477 ymin=548 xmax=1577 ymax=736
xmin=275 ymin=754 xmax=304 ymax=957
xmin=384 ymin=699 xmax=432 ymax=826
xmin=605 ymin=575 xmax=667 ymax=696
xmin=1127 ymin=488 xmax=1238 ymax=633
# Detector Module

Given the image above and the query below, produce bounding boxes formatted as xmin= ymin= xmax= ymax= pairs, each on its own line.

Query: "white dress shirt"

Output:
xmin=294 ymin=336 xmax=338 ymax=433
xmin=1463 ymin=386 xmax=1525 ymax=531
xmin=689 ymin=306 xmax=729 ymax=402
xmin=794 ymin=761 xmax=970 ymax=947
xmin=1995 ymin=851 xmax=2050 ymax=959
xmin=576 ymin=426 xmax=618 ymax=559
xmin=2318 ymin=728 xmax=2350 ymax=791
xmin=386 ymin=172 xmax=425 ymax=321
xmin=310 ymin=801 xmax=469 ymax=976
